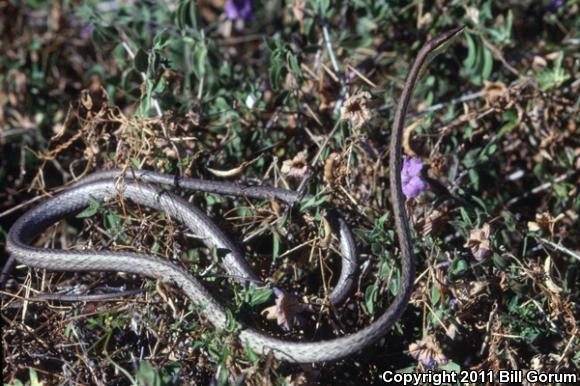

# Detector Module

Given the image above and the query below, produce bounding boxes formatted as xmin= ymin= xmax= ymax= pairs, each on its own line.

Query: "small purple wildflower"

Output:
xmin=224 ymin=0 xmax=254 ymax=22
xmin=548 ymin=0 xmax=564 ymax=13
xmin=448 ymin=298 xmax=460 ymax=311
xmin=80 ymin=23 xmax=95 ymax=41
xmin=401 ymin=156 xmax=428 ymax=198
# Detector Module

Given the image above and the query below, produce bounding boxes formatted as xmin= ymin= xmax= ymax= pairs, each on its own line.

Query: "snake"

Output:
xmin=6 ymin=27 xmax=464 ymax=363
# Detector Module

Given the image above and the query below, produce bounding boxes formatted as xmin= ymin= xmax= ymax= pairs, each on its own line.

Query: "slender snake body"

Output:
xmin=6 ymin=27 xmax=463 ymax=363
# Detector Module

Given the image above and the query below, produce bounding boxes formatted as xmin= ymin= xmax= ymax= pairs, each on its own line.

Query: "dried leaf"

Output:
xmin=261 ymin=288 xmax=305 ymax=331
xmin=532 ymin=56 xmax=548 ymax=73
xmin=420 ymin=209 xmax=449 ymax=238
xmin=402 ymin=119 xmax=423 ymax=157
xmin=81 ymin=91 xmax=93 ymax=110
xmin=323 ymin=152 xmax=339 ymax=184
xmin=464 ymin=223 xmax=492 ymax=261
xmin=207 ymin=156 xmax=260 ymax=178
xmin=417 ymin=12 xmax=433 ymax=29
xmin=445 ymin=323 xmax=460 ymax=341
xmin=543 ymin=256 xmax=563 ymax=294
xmin=466 ymin=7 xmax=479 ymax=24
xmin=527 ymin=212 xmax=562 ymax=237
xmin=483 ymin=80 xmax=508 ymax=105
xmin=469 ymin=280 xmax=489 ymax=296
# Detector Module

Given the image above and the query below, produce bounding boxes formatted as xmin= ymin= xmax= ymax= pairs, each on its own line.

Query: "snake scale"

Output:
xmin=6 ymin=27 xmax=464 ymax=363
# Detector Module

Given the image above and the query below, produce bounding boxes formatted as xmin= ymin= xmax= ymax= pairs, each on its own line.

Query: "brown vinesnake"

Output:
xmin=6 ymin=27 xmax=464 ymax=363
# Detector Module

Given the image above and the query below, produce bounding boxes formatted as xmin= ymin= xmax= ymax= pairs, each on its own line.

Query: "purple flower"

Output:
xmin=80 ymin=23 xmax=95 ymax=41
xmin=401 ymin=156 xmax=428 ymax=198
xmin=448 ymin=298 xmax=460 ymax=311
xmin=548 ymin=0 xmax=564 ymax=13
xmin=224 ymin=0 xmax=254 ymax=22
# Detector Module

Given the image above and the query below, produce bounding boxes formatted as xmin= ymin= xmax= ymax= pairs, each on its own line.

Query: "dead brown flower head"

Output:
xmin=408 ymin=335 xmax=448 ymax=369
xmin=340 ymin=91 xmax=372 ymax=132
xmin=261 ymin=288 xmax=306 ymax=331
xmin=527 ymin=212 xmax=563 ymax=237
xmin=464 ymin=223 xmax=492 ymax=261
xmin=281 ymin=150 xmax=308 ymax=178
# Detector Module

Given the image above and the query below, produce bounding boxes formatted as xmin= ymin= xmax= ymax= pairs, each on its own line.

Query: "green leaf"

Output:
xmin=364 ymin=282 xmax=379 ymax=315
xmin=464 ymin=33 xmax=477 ymax=69
xmin=487 ymin=10 xmax=513 ymax=44
xmin=379 ymin=261 xmax=391 ymax=278
xmin=247 ymin=288 xmax=273 ymax=307
xmin=471 ymin=195 xmax=488 ymax=212
xmin=431 ymin=285 xmax=441 ymax=305
xmin=272 ymin=231 xmax=280 ymax=260
xmin=481 ymin=46 xmax=493 ymax=81
xmin=121 ymin=67 xmax=139 ymax=96
xmin=286 ymin=52 xmax=302 ymax=77
xmin=136 ymin=361 xmax=161 ymax=386
xmin=396 ymin=365 xmax=416 ymax=373
xmin=134 ymin=48 xmax=149 ymax=73
xmin=536 ymin=51 xmax=570 ymax=91
xmin=389 ymin=270 xmax=400 ymax=296
xmin=497 ymin=109 xmax=519 ymax=136
xmin=318 ymin=0 xmax=330 ymax=14
xmin=269 ymin=57 xmax=285 ymax=90
xmin=439 ymin=360 xmax=462 ymax=372
xmin=468 ymin=169 xmax=480 ymax=191
xmin=29 ymin=368 xmax=43 ymax=386
xmin=177 ymin=1 xmax=187 ymax=30
xmin=192 ymin=43 xmax=207 ymax=78
xmin=7 ymin=378 xmax=25 ymax=386
xmin=492 ymin=253 xmax=510 ymax=270
xmin=105 ymin=210 xmax=126 ymax=241
xmin=450 ymin=259 xmax=469 ymax=276
xmin=244 ymin=341 xmax=260 ymax=362
xmin=177 ymin=0 xmax=198 ymax=30
xmin=217 ymin=365 xmax=229 ymax=386
xmin=76 ymin=197 xmax=100 ymax=218
xmin=459 ymin=207 xmax=472 ymax=227
xmin=225 ymin=309 xmax=241 ymax=333
xmin=554 ymin=183 xmax=570 ymax=198
xmin=299 ymin=194 xmax=327 ymax=211
xmin=92 ymin=25 xmax=118 ymax=48
xmin=153 ymin=29 xmax=171 ymax=50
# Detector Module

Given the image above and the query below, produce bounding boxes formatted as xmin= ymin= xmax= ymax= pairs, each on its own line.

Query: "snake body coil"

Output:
xmin=6 ymin=28 xmax=463 ymax=363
